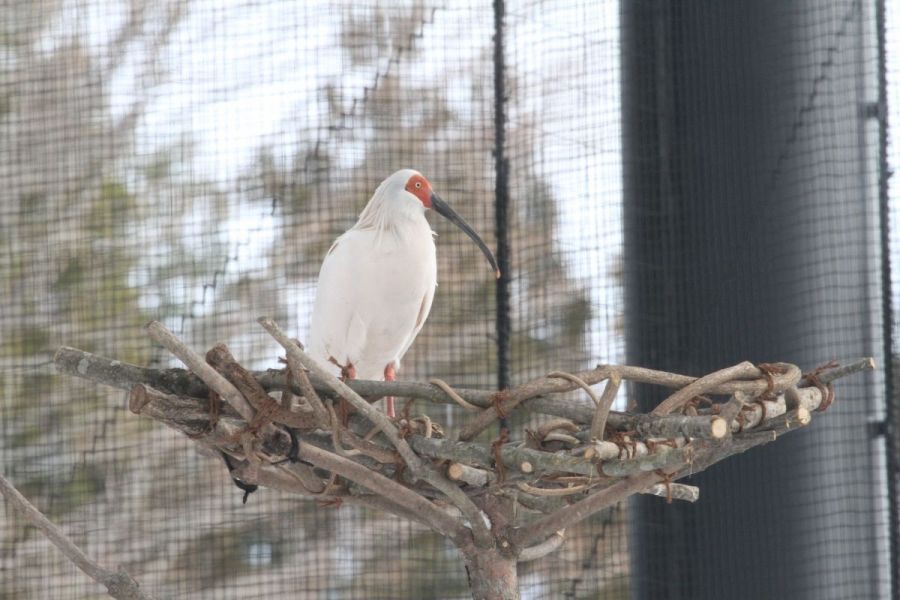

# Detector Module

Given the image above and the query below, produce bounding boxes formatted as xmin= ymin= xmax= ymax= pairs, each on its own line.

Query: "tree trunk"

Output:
xmin=462 ymin=547 xmax=518 ymax=600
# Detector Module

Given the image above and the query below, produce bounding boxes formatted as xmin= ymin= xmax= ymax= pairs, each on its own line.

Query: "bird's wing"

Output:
xmin=307 ymin=231 xmax=368 ymax=374
xmin=308 ymin=227 xmax=435 ymax=379
xmin=395 ymin=282 xmax=436 ymax=364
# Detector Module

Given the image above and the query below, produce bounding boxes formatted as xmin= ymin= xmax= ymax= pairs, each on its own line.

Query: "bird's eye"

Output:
xmin=415 ymin=181 xmax=422 ymax=189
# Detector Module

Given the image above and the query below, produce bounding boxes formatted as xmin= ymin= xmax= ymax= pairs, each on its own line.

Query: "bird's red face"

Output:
xmin=401 ymin=171 xmax=501 ymax=279
xmin=404 ymin=174 xmax=433 ymax=208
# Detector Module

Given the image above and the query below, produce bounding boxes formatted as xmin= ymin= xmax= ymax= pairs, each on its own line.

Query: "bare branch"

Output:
xmin=518 ymin=530 xmax=566 ymax=562
xmin=590 ymin=374 xmax=620 ymax=440
xmin=651 ymin=362 xmax=760 ymax=415
xmin=458 ymin=366 xmax=614 ymax=441
xmin=145 ymin=321 xmax=255 ymax=422
xmin=257 ymin=317 xmax=493 ymax=548
xmin=205 ymin=343 xmax=317 ymax=430
xmin=509 ymin=471 xmax=662 ymax=549
xmin=409 ymin=436 xmax=595 ymax=477
xmin=642 ymin=483 xmax=700 ymax=503
xmin=0 ymin=474 xmax=161 ymax=600
xmin=267 ymin=336 xmax=331 ymax=426
xmin=54 ymin=348 xmax=867 ymax=427
xmin=293 ymin=440 xmax=469 ymax=543
xmin=257 ymin=318 xmax=415 ymax=466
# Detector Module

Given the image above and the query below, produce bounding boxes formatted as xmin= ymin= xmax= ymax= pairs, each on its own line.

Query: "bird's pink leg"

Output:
xmin=383 ymin=363 xmax=396 ymax=418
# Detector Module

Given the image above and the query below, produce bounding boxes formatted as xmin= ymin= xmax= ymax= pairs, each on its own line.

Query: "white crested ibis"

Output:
xmin=308 ymin=169 xmax=500 ymax=417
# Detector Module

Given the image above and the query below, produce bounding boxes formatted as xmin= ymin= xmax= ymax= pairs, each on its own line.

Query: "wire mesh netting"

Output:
xmin=0 ymin=0 xmax=896 ymax=599
xmin=623 ymin=2 xmax=893 ymax=598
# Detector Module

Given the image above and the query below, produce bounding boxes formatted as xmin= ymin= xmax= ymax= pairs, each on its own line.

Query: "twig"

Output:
xmin=257 ymin=318 xmax=419 ymax=470
xmin=276 ymin=341 xmax=330 ymax=427
xmin=725 ymin=389 xmax=819 ymax=433
xmin=327 ymin=401 xmax=362 ymax=457
xmin=549 ymin=370 xmax=621 ymax=442
xmin=600 ymin=445 xmax=687 ymax=477
xmin=233 ymin=462 xmax=331 ymax=498
xmin=448 ymin=463 xmax=495 ymax=487
xmin=718 ymin=391 xmax=749 ymax=426
xmin=509 ymin=470 xmax=662 ymax=549
xmin=577 ymin=413 xmax=728 ymax=440
xmin=652 ymin=362 xmax=760 ymax=415
xmin=590 ymin=375 xmax=620 ymax=441
xmin=457 ymin=366 xmax=615 ymax=441
xmin=548 ymin=371 xmax=601 ymax=407
xmin=817 ymin=357 xmax=876 ymax=384
xmin=280 ymin=462 xmax=330 ymax=495
xmin=291 ymin=441 xmax=468 ymax=542
xmin=641 ymin=483 xmax=700 ymax=503
xmin=518 ymin=530 xmax=566 ymax=562
xmin=408 ymin=436 xmax=595 ymax=477
xmin=429 ymin=378 xmax=481 ymax=411
xmin=205 ymin=343 xmax=315 ymax=430
xmin=535 ymin=419 xmax=579 ymax=439
xmin=516 ymin=482 xmax=590 ymax=497
xmin=145 ymin=321 xmax=255 ymax=422
xmin=257 ymin=317 xmax=493 ymax=548
xmin=0 ymin=474 xmax=161 ymax=600
xmin=54 ymin=348 xmax=869 ymax=424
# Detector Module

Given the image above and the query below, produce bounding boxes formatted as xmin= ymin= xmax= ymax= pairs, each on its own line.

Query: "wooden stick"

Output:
xmin=205 ymin=343 xmax=317 ymax=430
xmin=601 ymin=445 xmax=687 ymax=477
xmin=516 ymin=482 xmax=589 ymax=497
xmin=448 ymin=463 xmax=495 ymax=487
xmin=145 ymin=321 xmax=255 ymax=422
xmin=257 ymin=317 xmax=493 ymax=548
xmin=818 ymin=357 xmax=876 ymax=384
xmin=641 ymin=483 xmax=700 ymax=503
xmin=458 ymin=366 xmax=616 ymax=441
xmin=292 ymin=440 xmax=468 ymax=543
xmin=409 ymin=436 xmax=595 ymax=477
xmin=590 ymin=374 xmax=620 ymax=440
xmin=718 ymin=391 xmax=749 ymax=428
xmin=273 ymin=341 xmax=331 ymax=427
xmin=257 ymin=318 xmax=419 ymax=471
xmin=651 ymin=362 xmax=760 ymax=416
xmin=518 ymin=530 xmax=565 ymax=562
xmin=54 ymin=348 xmax=870 ymax=426
xmin=596 ymin=413 xmax=728 ymax=440
xmin=0 ymin=474 xmax=160 ymax=600
xmin=509 ymin=470 xmax=662 ymax=548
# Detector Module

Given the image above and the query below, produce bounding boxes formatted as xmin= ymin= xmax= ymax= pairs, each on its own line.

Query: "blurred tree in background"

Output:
xmin=0 ymin=2 xmax=602 ymax=598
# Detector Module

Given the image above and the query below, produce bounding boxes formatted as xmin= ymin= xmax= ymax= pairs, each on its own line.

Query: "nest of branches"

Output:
xmin=54 ymin=317 xmax=872 ymax=563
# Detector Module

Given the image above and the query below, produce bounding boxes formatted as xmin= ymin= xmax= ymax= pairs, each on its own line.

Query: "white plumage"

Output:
xmin=307 ymin=169 xmax=498 ymax=417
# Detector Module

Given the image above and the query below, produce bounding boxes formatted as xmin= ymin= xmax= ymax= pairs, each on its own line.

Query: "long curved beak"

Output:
xmin=431 ymin=192 xmax=501 ymax=279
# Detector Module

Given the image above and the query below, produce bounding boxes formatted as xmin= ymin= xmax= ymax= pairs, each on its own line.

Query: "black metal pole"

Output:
xmin=623 ymin=1 xmax=887 ymax=598
xmin=876 ymin=0 xmax=899 ymax=597
xmin=493 ymin=0 xmax=511 ymax=414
